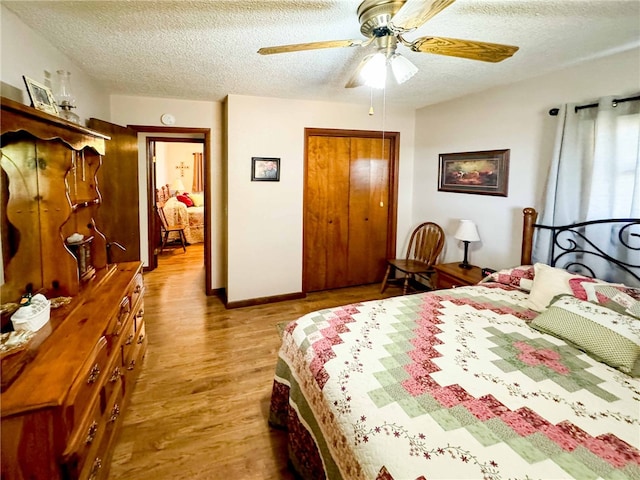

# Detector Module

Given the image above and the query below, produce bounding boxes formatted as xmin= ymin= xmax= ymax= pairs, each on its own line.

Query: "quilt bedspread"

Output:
xmin=270 ymin=284 xmax=640 ymax=480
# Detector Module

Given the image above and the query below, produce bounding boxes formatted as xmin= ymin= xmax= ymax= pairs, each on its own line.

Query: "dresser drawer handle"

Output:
xmin=137 ymin=334 xmax=145 ymax=345
xmin=86 ymin=421 xmax=98 ymax=445
xmin=125 ymin=334 xmax=134 ymax=346
xmin=109 ymin=404 xmax=121 ymax=423
xmin=87 ymin=364 xmax=101 ymax=384
xmin=127 ymin=359 xmax=136 ymax=371
xmin=134 ymin=285 xmax=142 ymax=294
xmin=88 ymin=457 xmax=102 ymax=480
xmin=109 ymin=366 xmax=122 ymax=382
xmin=136 ymin=308 xmax=144 ymax=319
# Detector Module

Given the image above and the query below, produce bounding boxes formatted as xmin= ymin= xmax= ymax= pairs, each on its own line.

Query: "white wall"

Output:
xmin=156 ymin=142 xmax=203 ymax=192
xmin=110 ymin=95 xmax=224 ymax=287
xmin=226 ymin=94 xmax=416 ymax=303
xmin=0 ymin=5 xmax=109 ymax=122
xmin=413 ymin=47 xmax=640 ymax=272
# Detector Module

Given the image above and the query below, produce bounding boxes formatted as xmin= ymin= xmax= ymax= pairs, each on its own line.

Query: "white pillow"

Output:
xmin=190 ymin=192 xmax=204 ymax=207
xmin=525 ymin=263 xmax=588 ymax=311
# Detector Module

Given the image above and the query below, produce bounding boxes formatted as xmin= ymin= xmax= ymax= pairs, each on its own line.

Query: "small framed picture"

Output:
xmin=438 ymin=149 xmax=510 ymax=196
xmin=251 ymin=157 xmax=280 ymax=182
xmin=23 ymin=75 xmax=59 ymax=115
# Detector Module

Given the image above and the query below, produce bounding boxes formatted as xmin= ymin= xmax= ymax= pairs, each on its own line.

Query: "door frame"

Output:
xmin=303 ymin=127 xmax=400 ymax=292
xmin=128 ymin=125 xmax=213 ymax=295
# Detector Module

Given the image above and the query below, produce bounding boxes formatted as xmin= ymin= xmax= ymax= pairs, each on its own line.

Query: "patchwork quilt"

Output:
xmin=269 ymin=283 xmax=640 ymax=480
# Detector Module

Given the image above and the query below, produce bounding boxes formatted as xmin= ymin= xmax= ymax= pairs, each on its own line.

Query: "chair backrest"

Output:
xmin=157 ymin=205 xmax=171 ymax=231
xmin=405 ymin=222 xmax=445 ymax=266
xmin=156 ymin=184 xmax=171 ymax=205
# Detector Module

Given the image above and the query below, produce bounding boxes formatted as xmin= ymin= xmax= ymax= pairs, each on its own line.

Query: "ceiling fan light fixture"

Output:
xmin=389 ymin=53 xmax=418 ymax=84
xmin=361 ymin=52 xmax=387 ymax=89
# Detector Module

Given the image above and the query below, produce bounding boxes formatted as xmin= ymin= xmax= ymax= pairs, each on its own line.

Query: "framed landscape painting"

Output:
xmin=438 ymin=149 xmax=510 ymax=196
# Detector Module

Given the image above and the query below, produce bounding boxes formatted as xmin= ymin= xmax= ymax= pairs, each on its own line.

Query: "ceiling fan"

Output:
xmin=258 ymin=0 xmax=519 ymax=89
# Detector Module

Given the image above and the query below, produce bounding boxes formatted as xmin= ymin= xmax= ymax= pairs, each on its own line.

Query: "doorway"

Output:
xmin=152 ymin=139 xmax=205 ymax=260
xmin=128 ymin=125 xmax=212 ymax=294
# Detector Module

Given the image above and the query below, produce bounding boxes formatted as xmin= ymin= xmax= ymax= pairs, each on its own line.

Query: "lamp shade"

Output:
xmin=361 ymin=52 xmax=387 ymax=89
xmin=389 ymin=53 xmax=418 ymax=85
xmin=454 ymin=220 xmax=480 ymax=242
xmin=172 ymin=178 xmax=186 ymax=193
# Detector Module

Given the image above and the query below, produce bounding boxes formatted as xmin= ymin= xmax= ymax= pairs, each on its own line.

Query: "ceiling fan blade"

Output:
xmin=410 ymin=36 xmax=519 ymax=62
xmin=390 ymin=0 xmax=456 ymax=32
xmin=258 ymin=39 xmax=365 ymax=55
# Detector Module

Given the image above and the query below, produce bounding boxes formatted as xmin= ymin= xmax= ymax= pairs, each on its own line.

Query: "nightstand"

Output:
xmin=434 ymin=262 xmax=484 ymax=289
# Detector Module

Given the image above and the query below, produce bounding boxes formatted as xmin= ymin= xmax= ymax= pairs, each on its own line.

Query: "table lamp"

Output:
xmin=172 ymin=178 xmax=185 ymax=194
xmin=454 ymin=219 xmax=480 ymax=269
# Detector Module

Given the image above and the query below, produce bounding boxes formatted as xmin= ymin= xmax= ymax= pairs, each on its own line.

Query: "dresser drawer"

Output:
xmin=64 ymin=337 xmax=108 ymax=439
xmin=133 ymin=300 xmax=144 ymax=333
xmin=120 ymin=318 xmax=136 ymax=368
xmin=61 ymin=395 xmax=104 ymax=480
xmin=130 ymin=272 xmax=144 ymax=312
xmin=79 ymin=383 xmax=124 ymax=480
xmin=437 ymin=272 xmax=464 ymax=289
xmin=105 ymin=296 xmax=132 ymax=350
xmin=124 ymin=321 xmax=146 ymax=376
xmin=103 ymin=355 xmax=124 ymax=412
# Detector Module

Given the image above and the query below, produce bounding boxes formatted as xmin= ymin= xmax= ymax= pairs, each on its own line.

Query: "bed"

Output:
xmin=156 ymin=184 xmax=205 ymax=244
xmin=269 ymin=208 xmax=640 ymax=480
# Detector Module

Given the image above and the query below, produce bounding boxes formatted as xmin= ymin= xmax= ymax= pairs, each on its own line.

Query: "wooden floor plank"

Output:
xmin=108 ymin=244 xmax=399 ymax=479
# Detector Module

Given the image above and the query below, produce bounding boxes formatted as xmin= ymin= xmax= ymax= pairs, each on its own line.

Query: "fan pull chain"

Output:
xmin=369 ymin=87 xmax=374 ymax=116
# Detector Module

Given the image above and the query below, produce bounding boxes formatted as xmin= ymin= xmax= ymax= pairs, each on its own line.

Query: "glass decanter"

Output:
xmin=55 ymin=70 xmax=80 ymax=124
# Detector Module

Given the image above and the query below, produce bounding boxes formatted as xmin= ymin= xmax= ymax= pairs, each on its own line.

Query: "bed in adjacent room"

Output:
xmin=269 ymin=208 xmax=640 ymax=480
xmin=156 ymin=184 xmax=205 ymax=244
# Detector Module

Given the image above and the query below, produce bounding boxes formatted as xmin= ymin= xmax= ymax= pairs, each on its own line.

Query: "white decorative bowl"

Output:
xmin=11 ymin=294 xmax=51 ymax=332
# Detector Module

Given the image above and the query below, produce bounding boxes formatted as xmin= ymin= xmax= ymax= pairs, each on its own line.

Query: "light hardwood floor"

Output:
xmin=108 ymin=243 xmax=399 ymax=479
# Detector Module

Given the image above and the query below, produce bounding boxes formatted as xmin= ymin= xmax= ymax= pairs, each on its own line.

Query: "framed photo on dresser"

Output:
xmin=23 ymin=75 xmax=59 ymax=115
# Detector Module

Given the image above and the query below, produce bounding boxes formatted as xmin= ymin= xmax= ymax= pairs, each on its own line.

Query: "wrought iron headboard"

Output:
xmin=521 ymin=208 xmax=640 ymax=285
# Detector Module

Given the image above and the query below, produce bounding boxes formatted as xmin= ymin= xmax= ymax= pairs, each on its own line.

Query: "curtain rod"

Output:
xmin=548 ymin=94 xmax=640 ymax=116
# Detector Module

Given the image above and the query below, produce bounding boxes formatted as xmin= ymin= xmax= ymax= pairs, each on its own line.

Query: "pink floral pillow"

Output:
xmin=484 ymin=265 xmax=535 ymax=292
xmin=577 ymin=282 xmax=640 ymax=319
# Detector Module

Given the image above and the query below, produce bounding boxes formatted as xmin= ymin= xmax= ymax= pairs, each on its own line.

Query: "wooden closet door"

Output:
xmin=304 ymin=133 xmax=392 ymax=292
xmin=347 ymin=137 xmax=390 ymax=285
xmin=304 ymin=135 xmax=351 ymax=291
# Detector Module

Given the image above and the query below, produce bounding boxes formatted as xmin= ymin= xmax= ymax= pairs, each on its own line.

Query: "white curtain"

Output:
xmin=533 ymin=96 xmax=640 ymax=284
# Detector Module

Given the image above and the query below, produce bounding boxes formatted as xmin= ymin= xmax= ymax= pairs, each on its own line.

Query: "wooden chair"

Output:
xmin=380 ymin=222 xmax=445 ymax=295
xmin=157 ymin=205 xmax=187 ymax=253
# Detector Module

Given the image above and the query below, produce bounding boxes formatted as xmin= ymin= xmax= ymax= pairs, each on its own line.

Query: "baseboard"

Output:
xmin=225 ymin=291 xmax=306 ymax=309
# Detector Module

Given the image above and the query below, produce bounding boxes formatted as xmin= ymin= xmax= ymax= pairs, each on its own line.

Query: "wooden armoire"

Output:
xmin=304 ymin=128 xmax=398 ymax=292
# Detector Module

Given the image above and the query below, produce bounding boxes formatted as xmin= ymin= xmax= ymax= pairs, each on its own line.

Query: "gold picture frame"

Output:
xmin=23 ymin=75 xmax=59 ymax=115
xmin=438 ymin=149 xmax=510 ymax=196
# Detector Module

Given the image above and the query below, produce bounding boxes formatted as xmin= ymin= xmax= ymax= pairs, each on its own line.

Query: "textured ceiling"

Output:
xmin=4 ymin=0 xmax=640 ymax=109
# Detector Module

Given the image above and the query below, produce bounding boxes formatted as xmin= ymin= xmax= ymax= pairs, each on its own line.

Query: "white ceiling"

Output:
xmin=5 ymin=0 xmax=640 ymax=109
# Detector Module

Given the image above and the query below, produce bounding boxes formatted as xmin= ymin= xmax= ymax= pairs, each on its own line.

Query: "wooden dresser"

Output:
xmin=1 ymin=263 xmax=146 ymax=479
xmin=434 ymin=262 xmax=484 ymax=289
xmin=1 ymin=97 xmax=147 ymax=479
